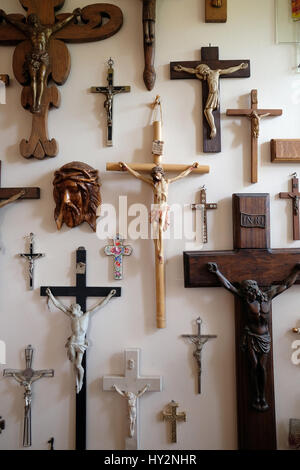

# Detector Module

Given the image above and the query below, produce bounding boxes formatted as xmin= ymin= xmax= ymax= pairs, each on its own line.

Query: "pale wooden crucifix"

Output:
xmin=107 ymin=96 xmax=209 ymax=328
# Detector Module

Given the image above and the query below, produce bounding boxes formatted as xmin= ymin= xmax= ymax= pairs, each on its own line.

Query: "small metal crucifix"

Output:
xmin=91 ymin=58 xmax=131 ymax=147
xmin=162 ymin=400 xmax=186 ymax=443
xmin=3 ymin=345 xmax=54 ymax=447
xmin=191 ymin=186 xmax=217 ymax=244
xmin=182 ymin=317 xmax=217 ymax=394
xmin=279 ymin=174 xmax=300 ymax=240
xmin=19 ymin=233 xmax=45 ymax=290
xmin=104 ymin=234 xmax=133 ymax=280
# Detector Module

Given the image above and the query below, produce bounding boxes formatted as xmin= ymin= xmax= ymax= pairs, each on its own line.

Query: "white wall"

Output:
xmin=0 ymin=0 xmax=299 ymax=450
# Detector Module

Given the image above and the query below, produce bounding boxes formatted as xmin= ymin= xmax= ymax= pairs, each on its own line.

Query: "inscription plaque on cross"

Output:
xmin=103 ymin=348 xmax=162 ymax=450
xmin=40 ymin=246 xmax=121 ymax=451
xmin=279 ymin=174 xmax=300 ymax=240
xmin=271 ymin=139 xmax=300 ymax=162
xmin=184 ymin=193 xmax=300 ymax=450
xmin=91 ymin=58 xmax=130 ymax=147
xmin=170 ymin=46 xmax=250 ymax=153
xmin=226 ymin=90 xmax=282 ymax=183
xmin=0 ymin=1 xmax=123 ymax=159
xmin=162 ymin=400 xmax=186 ymax=443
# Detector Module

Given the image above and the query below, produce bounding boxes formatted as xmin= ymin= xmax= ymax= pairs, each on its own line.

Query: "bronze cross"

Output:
xmin=227 ymin=90 xmax=282 ymax=183
xmin=191 ymin=186 xmax=217 ymax=244
xmin=162 ymin=400 xmax=186 ymax=443
xmin=279 ymin=174 xmax=300 ymax=240
xmin=0 ymin=0 xmax=123 ymax=159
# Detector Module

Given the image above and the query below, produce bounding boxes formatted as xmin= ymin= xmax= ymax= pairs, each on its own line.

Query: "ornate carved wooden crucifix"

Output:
xmin=40 ymin=246 xmax=121 ymax=451
xmin=103 ymin=348 xmax=162 ymax=450
xmin=271 ymin=139 xmax=300 ymax=162
xmin=91 ymin=58 xmax=130 ymax=147
xmin=107 ymin=97 xmax=209 ymax=328
xmin=0 ymin=1 xmax=123 ymax=159
xmin=226 ymin=90 xmax=282 ymax=183
xmin=184 ymin=193 xmax=300 ymax=450
xmin=0 ymin=160 xmax=40 ymax=206
xmin=170 ymin=47 xmax=250 ymax=153
xmin=205 ymin=0 xmax=227 ymax=23
xmin=141 ymin=0 xmax=156 ymax=91
xmin=279 ymin=174 xmax=300 ymax=240
xmin=191 ymin=186 xmax=217 ymax=244
xmin=162 ymin=400 xmax=186 ymax=443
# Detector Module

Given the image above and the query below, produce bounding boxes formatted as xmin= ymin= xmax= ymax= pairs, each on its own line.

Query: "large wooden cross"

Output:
xmin=184 ymin=193 xmax=300 ymax=450
xmin=279 ymin=174 xmax=300 ymax=240
xmin=170 ymin=46 xmax=250 ymax=153
xmin=0 ymin=0 xmax=123 ymax=159
xmin=226 ymin=90 xmax=282 ymax=183
xmin=40 ymin=246 xmax=121 ymax=451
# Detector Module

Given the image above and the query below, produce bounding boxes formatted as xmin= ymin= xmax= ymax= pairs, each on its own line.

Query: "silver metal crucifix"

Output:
xmin=3 ymin=345 xmax=54 ymax=447
xmin=182 ymin=317 xmax=217 ymax=394
xmin=19 ymin=233 xmax=45 ymax=290
xmin=191 ymin=186 xmax=217 ymax=244
xmin=91 ymin=58 xmax=131 ymax=147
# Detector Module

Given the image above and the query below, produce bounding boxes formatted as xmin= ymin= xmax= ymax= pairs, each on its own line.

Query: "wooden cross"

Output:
xmin=0 ymin=160 xmax=40 ymax=203
xmin=0 ymin=1 xmax=123 ymax=159
xmin=141 ymin=0 xmax=156 ymax=90
xmin=103 ymin=348 xmax=162 ymax=450
xmin=184 ymin=193 xmax=300 ymax=450
xmin=271 ymin=139 xmax=300 ymax=162
xmin=170 ymin=46 xmax=250 ymax=153
xmin=205 ymin=0 xmax=227 ymax=23
xmin=91 ymin=58 xmax=130 ymax=147
xmin=106 ymin=98 xmax=209 ymax=328
xmin=19 ymin=233 xmax=45 ymax=290
xmin=162 ymin=400 xmax=186 ymax=443
xmin=104 ymin=234 xmax=133 ymax=280
xmin=182 ymin=317 xmax=217 ymax=394
xmin=279 ymin=174 xmax=300 ymax=240
xmin=40 ymin=246 xmax=121 ymax=451
xmin=226 ymin=90 xmax=282 ymax=183
xmin=191 ymin=186 xmax=217 ymax=244
xmin=3 ymin=345 xmax=54 ymax=447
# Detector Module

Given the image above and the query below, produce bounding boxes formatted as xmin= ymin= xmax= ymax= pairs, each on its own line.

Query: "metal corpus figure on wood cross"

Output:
xmin=141 ymin=0 xmax=157 ymax=91
xmin=0 ymin=160 xmax=40 ymax=207
xmin=107 ymin=96 xmax=209 ymax=328
xmin=226 ymin=89 xmax=282 ymax=183
xmin=182 ymin=317 xmax=217 ymax=394
xmin=279 ymin=174 xmax=300 ymax=240
xmin=162 ymin=400 xmax=186 ymax=444
xmin=0 ymin=1 xmax=123 ymax=160
xmin=103 ymin=348 xmax=162 ymax=450
xmin=104 ymin=234 xmax=133 ymax=280
xmin=3 ymin=345 xmax=54 ymax=447
xmin=184 ymin=193 xmax=300 ymax=450
xmin=91 ymin=58 xmax=130 ymax=147
xmin=19 ymin=232 xmax=45 ymax=290
xmin=40 ymin=246 xmax=121 ymax=451
xmin=170 ymin=46 xmax=250 ymax=153
xmin=191 ymin=186 xmax=217 ymax=244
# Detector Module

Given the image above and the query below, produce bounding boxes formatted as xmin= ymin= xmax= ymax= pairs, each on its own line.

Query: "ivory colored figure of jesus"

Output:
xmin=208 ymin=262 xmax=300 ymax=411
xmin=173 ymin=62 xmax=248 ymax=139
xmin=248 ymin=110 xmax=270 ymax=139
xmin=46 ymin=287 xmax=116 ymax=393
xmin=113 ymin=384 xmax=149 ymax=437
xmin=0 ymin=8 xmax=82 ymax=113
xmin=120 ymin=162 xmax=200 ymax=263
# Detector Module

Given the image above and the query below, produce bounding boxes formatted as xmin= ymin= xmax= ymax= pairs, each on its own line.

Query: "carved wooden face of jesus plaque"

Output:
xmin=53 ymin=161 xmax=101 ymax=231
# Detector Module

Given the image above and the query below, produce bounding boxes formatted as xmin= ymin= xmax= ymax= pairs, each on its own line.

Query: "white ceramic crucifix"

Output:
xmin=103 ymin=348 xmax=162 ymax=449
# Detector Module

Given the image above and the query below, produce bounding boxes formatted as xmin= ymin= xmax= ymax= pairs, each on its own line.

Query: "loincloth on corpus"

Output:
xmin=242 ymin=327 xmax=271 ymax=355
xmin=150 ymin=204 xmax=170 ymax=233
xmin=205 ymin=92 xmax=219 ymax=110
xmin=24 ymin=50 xmax=50 ymax=79
xmin=65 ymin=337 xmax=89 ymax=356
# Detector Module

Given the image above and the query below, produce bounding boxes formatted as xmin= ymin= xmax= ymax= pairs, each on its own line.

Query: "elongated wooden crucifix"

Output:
xmin=279 ymin=174 xmax=300 ymax=240
xmin=184 ymin=193 xmax=300 ymax=450
xmin=141 ymin=0 xmax=156 ymax=90
xmin=0 ymin=74 xmax=9 ymax=87
xmin=40 ymin=247 xmax=121 ymax=451
xmin=0 ymin=1 xmax=123 ymax=159
xmin=226 ymin=90 xmax=282 ymax=183
xmin=91 ymin=58 xmax=130 ymax=147
xmin=170 ymin=46 xmax=250 ymax=153
xmin=107 ymin=97 xmax=209 ymax=328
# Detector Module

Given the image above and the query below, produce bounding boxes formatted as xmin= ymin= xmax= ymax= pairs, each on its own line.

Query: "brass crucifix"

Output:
xmin=162 ymin=401 xmax=186 ymax=443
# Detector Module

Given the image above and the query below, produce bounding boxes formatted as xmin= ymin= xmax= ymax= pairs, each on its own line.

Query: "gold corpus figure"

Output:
xmin=247 ymin=110 xmax=270 ymax=139
xmin=120 ymin=162 xmax=200 ymax=264
xmin=173 ymin=62 xmax=248 ymax=139
xmin=0 ymin=8 xmax=82 ymax=114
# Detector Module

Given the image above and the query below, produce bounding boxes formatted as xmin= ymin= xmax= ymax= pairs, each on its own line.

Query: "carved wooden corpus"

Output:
xmin=205 ymin=0 xmax=227 ymax=23
xmin=0 ymin=0 xmax=123 ymax=159
xmin=142 ymin=0 xmax=156 ymax=90
xmin=184 ymin=194 xmax=300 ymax=450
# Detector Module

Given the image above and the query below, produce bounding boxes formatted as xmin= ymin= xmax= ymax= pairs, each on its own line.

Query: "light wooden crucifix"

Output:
xmin=0 ymin=0 xmax=123 ymax=159
xmin=279 ymin=174 xmax=300 ymax=240
xmin=205 ymin=0 xmax=227 ymax=23
xmin=106 ymin=97 xmax=210 ymax=328
xmin=226 ymin=90 xmax=282 ymax=183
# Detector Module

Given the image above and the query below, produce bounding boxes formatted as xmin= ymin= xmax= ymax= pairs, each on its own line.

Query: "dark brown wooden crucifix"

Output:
xmin=0 ymin=1 xmax=123 ymax=160
xmin=279 ymin=174 xmax=300 ymax=240
xmin=227 ymin=90 xmax=282 ymax=183
xmin=184 ymin=193 xmax=300 ymax=450
xmin=170 ymin=47 xmax=250 ymax=153
xmin=205 ymin=0 xmax=227 ymax=23
xmin=0 ymin=160 xmax=40 ymax=205
xmin=141 ymin=0 xmax=156 ymax=91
